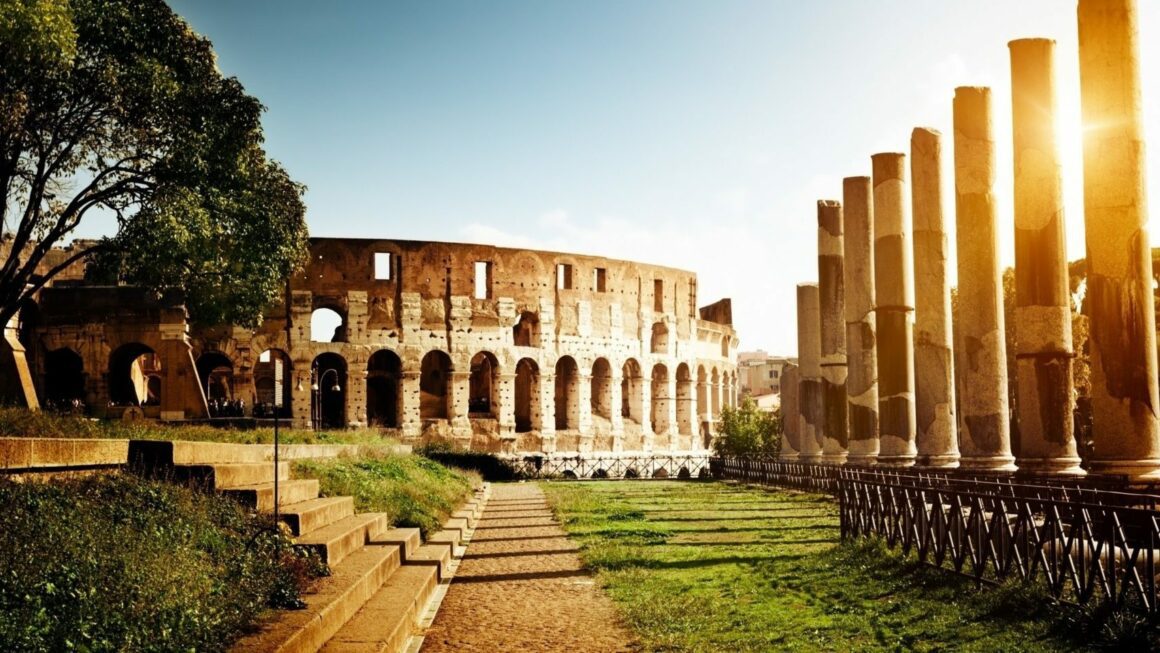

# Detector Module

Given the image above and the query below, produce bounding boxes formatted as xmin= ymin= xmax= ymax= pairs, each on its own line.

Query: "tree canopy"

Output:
xmin=713 ymin=397 xmax=782 ymax=457
xmin=0 ymin=0 xmax=308 ymax=328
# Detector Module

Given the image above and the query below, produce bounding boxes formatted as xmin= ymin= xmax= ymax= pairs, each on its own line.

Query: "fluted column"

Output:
xmin=911 ymin=128 xmax=960 ymax=468
xmin=843 ymin=176 xmax=879 ymax=464
xmin=780 ymin=363 xmax=800 ymax=460
xmin=1078 ymin=0 xmax=1160 ymax=478
xmin=872 ymin=153 xmax=917 ymax=467
xmin=1010 ymin=38 xmax=1084 ymax=475
xmin=818 ymin=199 xmax=849 ymax=464
xmin=953 ymin=86 xmax=1016 ymax=471
xmin=797 ymin=283 xmax=823 ymax=463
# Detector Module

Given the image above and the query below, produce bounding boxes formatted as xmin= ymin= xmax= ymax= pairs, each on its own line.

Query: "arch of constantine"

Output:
xmin=8 ymin=238 xmax=738 ymax=454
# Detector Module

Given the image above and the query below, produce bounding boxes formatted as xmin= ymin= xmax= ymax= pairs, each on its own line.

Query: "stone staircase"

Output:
xmin=128 ymin=440 xmax=488 ymax=653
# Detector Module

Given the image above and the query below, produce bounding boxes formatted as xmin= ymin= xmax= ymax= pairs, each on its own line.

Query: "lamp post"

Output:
xmin=311 ymin=365 xmax=342 ymax=430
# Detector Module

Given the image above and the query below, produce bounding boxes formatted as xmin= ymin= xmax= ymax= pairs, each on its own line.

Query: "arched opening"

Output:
xmin=514 ymin=358 xmax=540 ymax=433
xmin=420 ymin=350 xmax=452 ymax=420
xmin=650 ymin=363 xmax=670 ymax=435
xmin=311 ymin=352 xmax=347 ymax=429
xmin=310 ymin=307 xmax=346 ymax=343
xmin=469 ymin=351 xmax=500 ymax=418
xmin=676 ymin=363 xmax=693 ymax=436
xmin=195 ymin=352 xmax=235 ymax=416
xmin=590 ymin=358 xmax=612 ymax=420
xmin=513 ymin=311 xmax=540 ymax=347
xmin=44 ymin=348 xmax=85 ymax=409
xmin=621 ymin=358 xmax=643 ymax=423
xmin=108 ymin=343 xmax=160 ymax=406
xmin=255 ymin=349 xmax=292 ymax=418
xmin=650 ymin=322 xmax=669 ymax=355
xmin=711 ymin=367 xmax=721 ymax=415
xmin=721 ymin=336 xmax=730 ymax=358
xmin=677 ymin=466 xmax=691 ymax=479
xmin=652 ymin=467 xmax=669 ymax=479
xmin=367 ymin=349 xmax=402 ymax=427
xmin=554 ymin=356 xmax=579 ymax=430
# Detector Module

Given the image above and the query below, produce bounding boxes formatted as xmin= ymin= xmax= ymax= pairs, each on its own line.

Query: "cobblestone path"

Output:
xmin=420 ymin=483 xmax=638 ymax=652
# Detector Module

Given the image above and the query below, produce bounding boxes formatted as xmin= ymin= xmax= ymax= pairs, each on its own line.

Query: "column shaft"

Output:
xmin=818 ymin=200 xmax=849 ymax=464
xmin=843 ymin=176 xmax=880 ymax=464
xmin=780 ymin=363 xmax=800 ymax=460
xmin=911 ymin=128 xmax=960 ymax=468
xmin=1078 ymin=0 xmax=1160 ymax=478
xmin=797 ymin=283 xmax=823 ymax=463
xmin=953 ymin=86 xmax=1016 ymax=471
xmin=872 ymin=153 xmax=917 ymax=466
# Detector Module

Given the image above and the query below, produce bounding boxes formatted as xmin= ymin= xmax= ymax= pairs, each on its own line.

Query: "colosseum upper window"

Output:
xmin=654 ymin=279 xmax=665 ymax=312
xmin=513 ymin=311 xmax=540 ymax=348
xmin=311 ymin=307 xmax=346 ymax=343
xmin=556 ymin=263 xmax=573 ymax=290
xmin=594 ymin=267 xmax=607 ymax=292
xmin=474 ymin=261 xmax=493 ymax=300
xmin=373 ymin=252 xmax=392 ymax=280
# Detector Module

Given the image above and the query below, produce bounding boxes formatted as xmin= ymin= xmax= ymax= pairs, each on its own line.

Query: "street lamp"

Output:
xmin=311 ymin=365 xmax=342 ymax=430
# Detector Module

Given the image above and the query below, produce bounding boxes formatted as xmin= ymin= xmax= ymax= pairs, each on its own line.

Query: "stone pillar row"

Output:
xmin=780 ymin=0 xmax=1160 ymax=478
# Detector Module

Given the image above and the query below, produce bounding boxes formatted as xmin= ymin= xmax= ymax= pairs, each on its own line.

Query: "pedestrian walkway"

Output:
xmin=419 ymin=483 xmax=637 ymax=652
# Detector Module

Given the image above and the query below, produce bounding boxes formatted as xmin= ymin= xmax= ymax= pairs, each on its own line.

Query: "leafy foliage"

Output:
xmin=0 ymin=474 xmax=320 ymax=652
xmin=713 ymin=396 xmax=781 ymax=457
xmin=0 ymin=0 xmax=307 ymax=328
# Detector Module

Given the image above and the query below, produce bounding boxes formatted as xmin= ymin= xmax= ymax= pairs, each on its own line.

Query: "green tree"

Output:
xmin=0 ymin=0 xmax=308 ymax=330
xmin=713 ymin=397 xmax=781 ymax=457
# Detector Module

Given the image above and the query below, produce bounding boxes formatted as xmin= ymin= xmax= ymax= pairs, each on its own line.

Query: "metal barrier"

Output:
xmin=505 ymin=453 xmax=712 ymax=480
xmin=713 ymin=455 xmax=1160 ymax=611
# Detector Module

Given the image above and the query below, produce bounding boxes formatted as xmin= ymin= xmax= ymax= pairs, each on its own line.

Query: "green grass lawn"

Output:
xmin=542 ymin=480 xmax=1114 ymax=653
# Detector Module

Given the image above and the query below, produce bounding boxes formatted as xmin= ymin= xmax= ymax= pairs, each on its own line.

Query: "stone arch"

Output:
xmin=367 ymin=349 xmax=402 ymax=427
xmin=650 ymin=321 xmax=669 ymax=355
xmin=311 ymin=352 xmax=347 ymax=429
xmin=721 ymin=335 xmax=730 ymax=358
xmin=590 ymin=357 xmax=612 ymax=420
xmin=676 ymin=363 xmax=693 ymax=436
xmin=621 ymin=358 xmax=643 ymax=424
xmin=554 ymin=356 xmax=580 ymax=430
xmin=310 ymin=306 xmax=347 ymax=343
xmin=44 ymin=347 xmax=85 ymax=408
xmin=469 ymin=351 xmax=500 ymax=418
xmin=195 ymin=351 xmax=234 ymax=406
xmin=650 ymin=363 xmax=670 ymax=435
xmin=255 ymin=349 xmax=292 ymax=418
xmin=513 ymin=311 xmax=540 ymax=347
xmin=514 ymin=358 xmax=540 ymax=433
xmin=108 ymin=343 xmax=160 ymax=406
xmin=420 ymin=350 xmax=453 ymax=420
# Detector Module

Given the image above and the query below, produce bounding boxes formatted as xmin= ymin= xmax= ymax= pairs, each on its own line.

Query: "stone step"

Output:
xmin=318 ymin=564 xmax=439 ymax=653
xmin=369 ymin=527 xmax=422 ymax=561
xmin=442 ymin=516 xmax=470 ymax=540
xmin=405 ymin=543 xmax=453 ymax=582
xmin=296 ymin=513 xmax=390 ymax=567
xmin=280 ymin=496 xmax=356 ymax=536
xmin=221 ymin=479 xmax=321 ymax=512
xmin=162 ymin=461 xmax=292 ymax=490
xmin=427 ymin=528 xmax=460 ymax=549
xmin=231 ymin=543 xmax=403 ymax=653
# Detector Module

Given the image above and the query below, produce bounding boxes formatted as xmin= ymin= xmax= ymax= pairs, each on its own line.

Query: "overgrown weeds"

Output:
xmin=0 ymin=474 xmax=323 ymax=652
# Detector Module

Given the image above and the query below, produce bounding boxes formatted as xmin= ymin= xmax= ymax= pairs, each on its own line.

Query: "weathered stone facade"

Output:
xmin=11 ymin=238 xmax=737 ymax=454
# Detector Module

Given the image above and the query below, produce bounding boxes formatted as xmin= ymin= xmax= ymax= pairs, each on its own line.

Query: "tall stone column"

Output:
xmin=577 ymin=370 xmax=594 ymax=451
xmin=498 ymin=371 xmax=517 ymax=449
xmin=449 ymin=370 xmax=472 ymax=447
xmin=538 ymin=372 xmax=556 ymax=453
xmin=609 ymin=371 xmax=625 ymax=451
xmin=1078 ymin=0 xmax=1160 ymax=478
xmin=871 ymin=153 xmax=917 ymax=467
xmin=818 ymin=200 xmax=849 ymax=464
xmin=640 ymin=376 xmax=654 ymax=451
xmin=953 ymin=86 xmax=1016 ymax=471
xmin=780 ymin=363 xmax=801 ymax=460
xmin=911 ymin=128 xmax=960 ymax=468
xmin=797 ymin=283 xmax=824 ymax=463
xmin=843 ymin=176 xmax=879 ymax=464
xmin=1010 ymin=39 xmax=1084 ymax=475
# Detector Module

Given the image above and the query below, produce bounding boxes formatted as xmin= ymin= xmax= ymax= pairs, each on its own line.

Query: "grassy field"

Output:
xmin=543 ymin=480 xmax=1119 ymax=653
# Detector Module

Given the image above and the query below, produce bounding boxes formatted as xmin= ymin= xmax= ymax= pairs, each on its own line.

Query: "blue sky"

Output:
xmin=135 ymin=1 xmax=1160 ymax=355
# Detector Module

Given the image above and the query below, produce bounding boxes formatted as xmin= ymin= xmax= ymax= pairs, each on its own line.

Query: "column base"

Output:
xmin=798 ymin=453 xmax=822 ymax=464
xmin=1086 ymin=458 xmax=1160 ymax=481
xmin=875 ymin=455 xmax=916 ymax=467
xmin=820 ymin=453 xmax=848 ymax=465
xmin=847 ymin=440 xmax=879 ymax=465
xmin=916 ymin=454 xmax=961 ymax=469
xmin=845 ymin=453 xmax=878 ymax=466
xmin=779 ymin=449 xmax=800 ymax=462
xmin=1015 ymin=456 xmax=1085 ymax=476
xmin=959 ymin=455 xmax=1017 ymax=472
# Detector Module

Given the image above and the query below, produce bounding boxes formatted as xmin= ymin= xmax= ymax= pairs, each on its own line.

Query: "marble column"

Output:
xmin=843 ymin=176 xmax=880 ymax=465
xmin=1077 ymin=0 xmax=1160 ymax=478
xmin=797 ymin=283 xmax=823 ymax=463
xmin=818 ymin=199 xmax=849 ymax=464
xmin=911 ymin=128 xmax=960 ymax=468
xmin=1010 ymin=38 xmax=1084 ymax=475
xmin=781 ymin=363 xmax=800 ymax=460
xmin=953 ymin=86 xmax=1017 ymax=471
xmin=871 ymin=153 xmax=917 ymax=466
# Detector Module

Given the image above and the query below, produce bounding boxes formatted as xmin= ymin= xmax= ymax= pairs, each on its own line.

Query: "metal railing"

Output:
xmin=506 ymin=453 xmax=712 ymax=479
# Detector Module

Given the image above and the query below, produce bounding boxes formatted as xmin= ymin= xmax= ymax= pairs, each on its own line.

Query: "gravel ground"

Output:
xmin=420 ymin=483 xmax=638 ymax=652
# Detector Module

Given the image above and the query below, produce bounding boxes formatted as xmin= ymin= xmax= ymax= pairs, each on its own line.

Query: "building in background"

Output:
xmin=737 ymin=350 xmax=796 ymax=411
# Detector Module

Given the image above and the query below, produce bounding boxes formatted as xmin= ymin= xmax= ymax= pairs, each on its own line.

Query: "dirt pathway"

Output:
xmin=419 ymin=483 xmax=637 ymax=652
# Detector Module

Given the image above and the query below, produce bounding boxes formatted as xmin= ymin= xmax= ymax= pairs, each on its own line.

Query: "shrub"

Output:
xmin=713 ymin=397 xmax=781 ymax=457
xmin=0 ymin=474 xmax=319 ymax=652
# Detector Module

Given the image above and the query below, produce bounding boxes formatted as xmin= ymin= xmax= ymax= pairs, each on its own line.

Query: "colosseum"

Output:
xmin=6 ymin=238 xmax=739 ymax=454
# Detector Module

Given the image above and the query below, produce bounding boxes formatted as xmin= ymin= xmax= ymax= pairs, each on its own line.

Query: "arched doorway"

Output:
xmin=650 ymin=322 xmax=669 ymax=354
xmin=367 ymin=349 xmax=402 ymax=427
xmin=420 ymin=350 xmax=452 ymax=420
xmin=108 ymin=343 xmax=160 ymax=406
xmin=514 ymin=358 xmax=540 ymax=432
xmin=621 ymin=358 xmax=643 ymax=424
xmin=554 ymin=356 xmax=579 ymax=430
xmin=311 ymin=352 xmax=347 ymax=429
xmin=676 ymin=363 xmax=693 ymax=436
xmin=469 ymin=351 xmax=500 ymax=418
xmin=195 ymin=351 xmax=234 ymax=416
xmin=255 ymin=349 xmax=292 ymax=418
xmin=310 ymin=307 xmax=347 ymax=343
xmin=44 ymin=348 xmax=85 ymax=409
xmin=651 ymin=363 xmax=670 ymax=435
xmin=590 ymin=358 xmax=612 ymax=420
